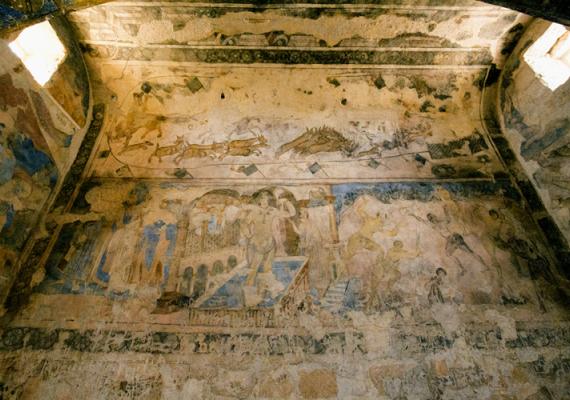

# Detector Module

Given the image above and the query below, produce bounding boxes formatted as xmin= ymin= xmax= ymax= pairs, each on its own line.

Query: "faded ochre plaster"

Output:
xmin=0 ymin=2 xmax=569 ymax=399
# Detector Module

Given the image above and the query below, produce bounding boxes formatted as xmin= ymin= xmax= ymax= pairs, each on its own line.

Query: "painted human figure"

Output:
xmin=491 ymin=219 xmax=555 ymax=312
xmin=241 ymin=191 xmax=295 ymax=286
xmin=180 ymin=266 xmax=193 ymax=297
xmin=272 ymin=189 xmax=297 ymax=256
xmin=474 ymin=208 xmax=505 ymax=275
xmin=345 ymin=197 xmax=398 ymax=261
xmin=423 ymin=212 xmax=489 ymax=274
xmin=484 ymin=208 xmax=539 ymax=277
xmin=103 ymin=217 xmax=144 ymax=291
xmin=293 ymin=208 xmax=318 ymax=255
xmin=436 ymin=190 xmax=500 ymax=276
xmin=366 ymin=240 xmax=419 ymax=312
xmin=127 ymin=220 xmax=170 ymax=286
xmin=56 ymin=230 xmax=92 ymax=291
xmin=292 ymin=208 xmax=330 ymax=291
xmin=426 ymin=267 xmax=447 ymax=304
xmin=0 ymin=134 xmax=36 ymax=274
xmin=60 ymin=231 xmax=89 ymax=271
xmin=469 ymin=206 xmax=524 ymax=281
xmin=192 ymin=264 xmax=208 ymax=300
xmin=102 ymin=186 xmax=150 ymax=292
xmin=436 ymin=188 xmax=466 ymax=234
xmin=227 ymin=255 xmax=238 ymax=272
xmin=151 ymin=222 xmax=174 ymax=285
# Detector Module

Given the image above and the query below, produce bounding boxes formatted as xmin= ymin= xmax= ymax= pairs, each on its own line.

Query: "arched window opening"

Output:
xmin=524 ymin=23 xmax=570 ymax=91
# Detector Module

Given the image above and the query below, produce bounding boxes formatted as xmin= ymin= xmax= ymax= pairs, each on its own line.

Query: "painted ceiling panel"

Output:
xmin=88 ymin=65 xmax=499 ymax=182
xmin=66 ymin=1 xmax=528 ymax=184
xmin=69 ymin=1 xmax=529 ymax=66
xmin=2 ymin=3 xmax=570 ymax=398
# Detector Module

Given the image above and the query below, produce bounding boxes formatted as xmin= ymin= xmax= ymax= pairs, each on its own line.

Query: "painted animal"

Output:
xmin=277 ymin=126 xmax=357 ymax=157
xmin=173 ymin=135 xmax=268 ymax=164
xmin=174 ymin=142 xmax=226 ymax=165
xmin=112 ymin=114 xmax=191 ymax=145
xmin=149 ymin=136 xmax=186 ymax=162
xmin=113 ymin=114 xmax=166 ymax=144
xmin=220 ymin=135 xmax=268 ymax=159
xmin=119 ymin=140 xmax=154 ymax=156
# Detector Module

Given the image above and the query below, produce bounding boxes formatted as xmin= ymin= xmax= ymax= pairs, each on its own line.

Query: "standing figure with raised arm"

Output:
xmin=241 ymin=191 xmax=296 ymax=287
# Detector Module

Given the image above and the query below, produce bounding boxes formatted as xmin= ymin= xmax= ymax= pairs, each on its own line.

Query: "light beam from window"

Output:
xmin=8 ymin=21 xmax=66 ymax=86
xmin=524 ymin=23 xmax=570 ymax=92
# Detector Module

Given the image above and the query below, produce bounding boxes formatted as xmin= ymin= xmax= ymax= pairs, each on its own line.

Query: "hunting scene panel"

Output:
xmin=91 ymin=67 xmax=502 ymax=181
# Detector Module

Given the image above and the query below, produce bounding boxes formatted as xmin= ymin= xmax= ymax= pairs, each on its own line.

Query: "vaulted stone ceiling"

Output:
xmin=2 ymin=3 xmax=570 ymax=398
xmin=64 ymin=1 xmax=529 ymax=183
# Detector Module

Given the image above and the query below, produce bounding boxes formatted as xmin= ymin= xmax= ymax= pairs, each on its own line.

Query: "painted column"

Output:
xmin=324 ymin=186 xmax=345 ymax=281
xmin=165 ymin=212 xmax=189 ymax=292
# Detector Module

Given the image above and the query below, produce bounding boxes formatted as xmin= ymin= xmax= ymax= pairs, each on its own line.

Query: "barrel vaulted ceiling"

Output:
xmin=53 ymin=1 xmax=531 ymax=184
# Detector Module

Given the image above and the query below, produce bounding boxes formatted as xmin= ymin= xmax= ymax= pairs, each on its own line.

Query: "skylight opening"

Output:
xmin=8 ymin=21 xmax=66 ymax=86
xmin=524 ymin=23 xmax=570 ymax=92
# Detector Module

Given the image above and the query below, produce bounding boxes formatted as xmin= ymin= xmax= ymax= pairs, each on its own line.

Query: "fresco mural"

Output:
xmin=2 ymin=3 xmax=570 ymax=398
xmin=46 ymin=16 xmax=90 ymax=129
xmin=0 ymin=30 xmax=89 ymax=308
xmin=69 ymin=2 xmax=527 ymax=66
xmin=333 ymin=182 xmax=560 ymax=313
xmin=0 ymin=61 xmax=59 ymax=302
xmin=38 ymin=183 xmax=331 ymax=317
xmin=35 ymin=180 xmax=565 ymax=326
xmin=89 ymin=67 xmax=504 ymax=181
xmin=498 ymin=19 xmax=570 ymax=253
xmin=0 ymin=21 xmax=90 ymax=172
xmin=16 ymin=178 xmax=567 ymax=399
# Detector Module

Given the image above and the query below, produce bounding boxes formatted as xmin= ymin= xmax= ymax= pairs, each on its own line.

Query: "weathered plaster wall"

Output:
xmin=46 ymin=16 xmax=91 ymax=131
xmin=3 ymin=0 xmax=570 ymax=36
xmin=1 ymin=3 xmax=569 ymax=399
xmin=85 ymin=65 xmax=503 ymax=182
xmin=70 ymin=0 xmax=528 ymax=184
xmin=70 ymin=1 xmax=530 ymax=68
xmin=0 ymin=17 xmax=90 ymax=307
xmin=1 ymin=180 xmax=569 ymax=399
xmin=0 ymin=43 xmax=59 ymax=302
xmin=499 ymin=19 xmax=570 ymax=248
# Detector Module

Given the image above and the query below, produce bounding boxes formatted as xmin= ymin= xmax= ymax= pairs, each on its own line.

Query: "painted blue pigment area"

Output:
xmin=200 ymin=259 xmax=305 ymax=309
xmin=0 ymin=1 xmax=58 ymax=29
xmin=8 ymin=133 xmax=57 ymax=186
xmin=0 ymin=202 xmax=14 ymax=231
xmin=342 ymin=278 xmax=365 ymax=312
xmin=0 ymin=5 xmax=25 ymax=29
xmin=36 ymin=219 xmax=178 ymax=297
xmin=95 ymin=252 xmax=109 ymax=283
xmin=0 ymin=143 xmax=16 ymax=185
xmin=36 ymin=222 xmax=108 ymax=296
xmin=143 ymin=222 xmax=164 ymax=268
xmin=332 ymin=181 xmax=520 ymax=222
xmin=139 ymin=220 xmax=177 ymax=282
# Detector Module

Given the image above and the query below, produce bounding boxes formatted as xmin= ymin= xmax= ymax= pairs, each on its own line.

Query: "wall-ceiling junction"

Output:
xmin=0 ymin=2 xmax=570 ymax=399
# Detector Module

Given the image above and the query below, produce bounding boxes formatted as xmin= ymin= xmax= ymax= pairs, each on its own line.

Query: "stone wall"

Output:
xmin=499 ymin=19 xmax=570 ymax=253
xmin=1 ymin=179 xmax=568 ymax=399
xmin=0 ymin=17 xmax=91 ymax=307
xmin=1 ymin=3 xmax=569 ymax=399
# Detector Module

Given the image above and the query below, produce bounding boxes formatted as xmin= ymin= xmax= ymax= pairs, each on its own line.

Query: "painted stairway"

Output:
xmin=320 ymin=278 xmax=365 ymax=313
